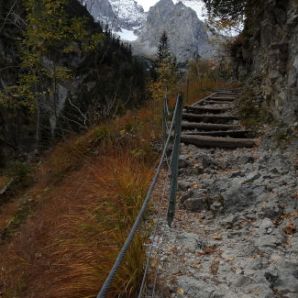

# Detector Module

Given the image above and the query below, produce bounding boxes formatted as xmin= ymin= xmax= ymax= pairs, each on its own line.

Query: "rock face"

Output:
xmin=81 ymin=0 xmax=215 ymax=62
xmin=80 ymin=0 xmax=118 ymax=29
xmin=233 ymin=0 xmax=298 ymax=125
xmin=109 ymin=0 xmax=145 ymax=30
xmin=80 ymin=0 xmax=145 ymax=31
xmin=138 ymin=0 xmax=213 ymax=63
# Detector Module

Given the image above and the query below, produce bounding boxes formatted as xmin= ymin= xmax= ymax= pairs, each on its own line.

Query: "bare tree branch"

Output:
xmin=0 ymin=0 xmax=18 ymax=33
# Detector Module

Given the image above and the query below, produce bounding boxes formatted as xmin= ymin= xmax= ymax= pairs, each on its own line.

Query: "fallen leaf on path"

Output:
xmin=210 ymin=258 xmax=220 ymax=275
xmin=283 ymin=221 xmax=296 ymax=235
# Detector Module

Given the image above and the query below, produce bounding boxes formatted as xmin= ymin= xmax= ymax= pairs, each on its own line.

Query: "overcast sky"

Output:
xmin=136 ymin=0 xmax=160 ymax=11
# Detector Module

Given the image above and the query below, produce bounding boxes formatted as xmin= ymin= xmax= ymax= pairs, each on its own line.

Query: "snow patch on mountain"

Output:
xmin=110 ymin=0 xmax=146 ymax=30
xmin=173 ymin=0 xmax=208 ymax=21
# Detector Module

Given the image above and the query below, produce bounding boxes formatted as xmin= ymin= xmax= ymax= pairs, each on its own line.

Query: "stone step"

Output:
xmin=182 ymin=113 xmax=239 ymax=124
xmin=181 ymin=121 xmax=240 ymax=131
xmin=182 ymin=130 xmax=255 ymax=138
xmin=180 ymin=135 xmax=256 ymax=149
xmin=184 ymin=106 xmax=231 ymax=114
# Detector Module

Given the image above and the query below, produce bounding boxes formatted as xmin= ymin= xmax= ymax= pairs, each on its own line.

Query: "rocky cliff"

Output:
xmin=137 ymin=0 xmax=213 ymax=63
xmin=80 ymin=0 xmax=116 ymax=29
xmin=79 ymin=0 xmax=145 ymax=31
xmin=232 ymin=0 xmax=298 ymax=125
xmin=109 ymin=0 xmax=145 ymax=30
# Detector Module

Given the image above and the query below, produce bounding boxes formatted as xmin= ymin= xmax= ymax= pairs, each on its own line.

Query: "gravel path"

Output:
xmin=146 ymin=140 xmax=298 ymax=298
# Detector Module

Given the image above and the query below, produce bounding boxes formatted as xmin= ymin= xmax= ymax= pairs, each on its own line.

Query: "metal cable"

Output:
xmin=150 ymin=212 xmax=172 ymax=298
xmin=150 ymin=223 xmax=165 ymax=298
xmin=137 ymin=167 xmax=170 ymax=298
xmin=97 ymin=96 xmax=181 ymax=298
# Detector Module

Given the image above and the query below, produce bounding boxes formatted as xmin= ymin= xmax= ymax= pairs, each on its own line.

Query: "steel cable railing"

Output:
xmin=97 ymin=93 xmax=183 ymax=298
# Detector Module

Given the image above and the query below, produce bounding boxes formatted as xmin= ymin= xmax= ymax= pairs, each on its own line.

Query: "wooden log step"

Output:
xmin=184 ymin=106 xmax=231 ymax=114
xmin=181 ymin=121 xmax=240 ymax=131
xmin=180 ymin=135 xmax=256 ymax=149
xmin=215 ymin=89 xmax=241 ymax=94
xmin=199 ymin=100 xmax=233 ymax=106
xmin=207 ymin=96 xmax=235 ymax=102
xmin=182 ymin=113 xmax=239 ymax=124
xmin=182 ymin=130 xmax=255 ymax=138
xmin=214 ymin=90 xmax=234 ymax=94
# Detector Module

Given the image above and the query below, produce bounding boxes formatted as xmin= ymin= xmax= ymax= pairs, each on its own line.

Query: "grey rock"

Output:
xmin=260 ymin=204 xmax=283 ymax=220
xmin=178 ymin=180 xmax=191 ymax=191
xmin=230 ymin=171 xmax=245 ymax=178
xmin=222 ymin=180 xmax=256 ymax=212
xmin=234 ymin=275 xmax=255 ymax=287
xmin=176 ymin=232 xmax=200 ymax=252
xmin=184 ymin=197 xmax=206 ymax=211
xmin=264 ymin=269 xmax=279 ymax=287
xmin=221 ymin=215 xmax=238 ymax=229
xmin=259 ymin=218 xmax=274 ymax=234
xmin=245 ymin=172 xmax=261 ymax=182
xmin=178 ymin=155 xmax=190 ymax=168
xmin=240 ymin=156 xmax=255 ymax=164
xmin=189 ymin=165 xmax=204 ymax=176
xmin=254 ymin=232 xmax=284 ymax=250
xmin=210 ymin=200 xmax=224 ymax=213
xmin=138 ymin=0 xmax=214 ymax=63
xmin=180 ymin=189 xmax=194 ymax=204
xmin=201 ymin=154 xmax=217 ymax=169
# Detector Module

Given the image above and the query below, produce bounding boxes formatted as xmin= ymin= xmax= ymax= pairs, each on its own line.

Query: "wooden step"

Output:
xmin=181 ymin=135 xmax=256 ymax=149
xmin=184 ymin=106 xmax=231 ymax=114
xmin=182 ymin=130 xmax=255 ymax=138
xmin=215 ymin=89 xmax=241 ymax=94
xmin=214 ymin=91 xmax=234 ymax=94
xmin=199 ymin=100 xmax=233 ymax=106
xmin=207 ymin=96 xmax=235 ymax=102
xmin=182 ymin=113 xmax=239 ymax=124
xmin=181 ymin=121 xmax=240 ymax=131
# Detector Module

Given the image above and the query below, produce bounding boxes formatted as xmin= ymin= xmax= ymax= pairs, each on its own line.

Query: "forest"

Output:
xmin=0 ymin=0 xmax=146 ymax=164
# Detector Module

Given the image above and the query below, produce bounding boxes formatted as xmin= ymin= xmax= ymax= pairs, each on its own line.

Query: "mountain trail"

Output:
xmin=146 ymin=89 xmax=298 ymax=298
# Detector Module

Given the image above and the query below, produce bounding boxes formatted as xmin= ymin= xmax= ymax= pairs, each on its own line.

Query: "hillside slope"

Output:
xmin=0 ymin=0 xmax=145 ymax=162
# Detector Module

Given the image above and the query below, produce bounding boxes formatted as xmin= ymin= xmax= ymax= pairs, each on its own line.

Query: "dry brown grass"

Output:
xmin=184 ymin=78 xmax=238 ymax=106
xmin=0 ymin=76 xmax=235 ymax=298
xmin=0 ymin=176 xmax=10 ymax=190
xmin=0 ymin=102 xmax=158 ymax=298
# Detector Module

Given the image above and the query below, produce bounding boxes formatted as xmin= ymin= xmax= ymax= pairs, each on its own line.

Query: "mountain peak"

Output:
xmin=157 ymin=0 xmax=174 ymax=4
xmin=81 ymin=0 xmax=215 ymax=61
xmin=139 ymin=0 xmax=214 ymax=62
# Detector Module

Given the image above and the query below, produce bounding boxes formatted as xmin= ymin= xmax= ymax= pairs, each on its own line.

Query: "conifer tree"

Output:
xmin=158 ymin=31 xmax=171 ymax=63
xmin=149 ymin=31 xmax=178 ymax=102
